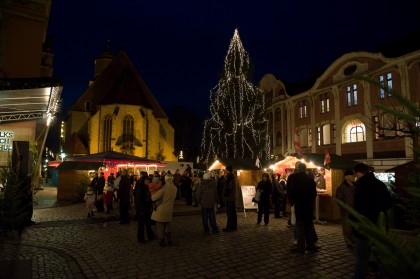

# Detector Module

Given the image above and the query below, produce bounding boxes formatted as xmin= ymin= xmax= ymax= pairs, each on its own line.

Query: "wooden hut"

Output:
xmin=208 ymin=158 xmax=263 ymax=186
xmin=208 ymin=158 xmax=263 ymax=212
xmin=57 ymin=161 xmax=102 ymax=201
xmin=272 ymin=154 xmax=357 ymax=222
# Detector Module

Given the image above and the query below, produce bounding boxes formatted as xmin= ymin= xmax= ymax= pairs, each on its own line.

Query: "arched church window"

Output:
xmin=103 ymin=115 xmax=112 ymax=152
xmin=122 ymin=115 xmax=135 ymax=154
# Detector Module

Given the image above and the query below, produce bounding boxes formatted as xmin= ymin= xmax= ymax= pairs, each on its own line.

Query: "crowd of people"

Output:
xmin=84 ymin=161 xmax=392 ymax=278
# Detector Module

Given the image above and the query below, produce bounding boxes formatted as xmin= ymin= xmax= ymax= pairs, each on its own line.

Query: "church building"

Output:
xmin=64 ymin=49 xmax=176 ymax=161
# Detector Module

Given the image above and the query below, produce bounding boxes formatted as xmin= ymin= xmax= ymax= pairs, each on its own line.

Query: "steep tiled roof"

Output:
xmin=63 ymin=132 xmax=89 ymax=155
xmin=70 ymin=50 xmax=167 ymax=118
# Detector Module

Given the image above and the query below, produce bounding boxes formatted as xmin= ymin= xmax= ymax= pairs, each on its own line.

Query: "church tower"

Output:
xmin=94 ymin=40 xmax=113 ymax=79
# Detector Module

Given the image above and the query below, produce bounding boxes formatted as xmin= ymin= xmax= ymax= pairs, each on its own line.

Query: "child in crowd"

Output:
xmin=103 ymin=183 xmax=114 ymax=214
xmin=84 ymin=187 xmax=96 ymax=218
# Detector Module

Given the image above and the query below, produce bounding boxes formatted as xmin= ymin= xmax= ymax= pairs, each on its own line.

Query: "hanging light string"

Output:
xmin=201 ymin=29 xmax=270 ymax=165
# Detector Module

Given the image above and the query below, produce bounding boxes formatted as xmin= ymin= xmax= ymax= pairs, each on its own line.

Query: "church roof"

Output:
xmin=63 ymin=132 xmax=89 ymax=155
xmin=70 ymin=50 xmax=167 ymax=118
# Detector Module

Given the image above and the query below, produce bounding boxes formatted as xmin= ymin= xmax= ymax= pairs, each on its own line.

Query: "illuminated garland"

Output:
xmin=200 ymin=29 xmax=269 ymax=165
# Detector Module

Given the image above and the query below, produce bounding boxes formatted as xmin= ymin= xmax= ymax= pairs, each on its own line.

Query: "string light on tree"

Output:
xmin=200 ymin=29 xmax=269 ymax=165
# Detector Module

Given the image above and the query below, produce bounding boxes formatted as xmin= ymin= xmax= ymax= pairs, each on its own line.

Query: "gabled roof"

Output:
xmin=299 ymin=153 xmax=358 ymax=170
xmin=70 ymin=50 xmax=167 ymax=118
xmin=66 ymin=151 xmax=166 ymax=167
xmin=63 ymin=132 xmax=89 ymax=155
xmin=57 ymin=161 xmax=102 ymax=171
xmin=209 ymin=158 xmax=260 ymax=171
xmin=385 ymin=160 xmax=419 ymax=173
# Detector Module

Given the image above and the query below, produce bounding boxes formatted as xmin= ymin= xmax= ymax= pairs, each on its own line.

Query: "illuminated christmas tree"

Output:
xmin=201 ymin=29 xmax=269 ymax=165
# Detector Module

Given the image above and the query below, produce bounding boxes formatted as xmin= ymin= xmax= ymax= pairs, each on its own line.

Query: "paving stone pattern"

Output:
xmin=1 ymin=187 xmax=386 ymax=278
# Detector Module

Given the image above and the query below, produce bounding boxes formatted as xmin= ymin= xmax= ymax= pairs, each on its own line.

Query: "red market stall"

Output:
xmin=55 ymin=151 xmax=166 ymax=201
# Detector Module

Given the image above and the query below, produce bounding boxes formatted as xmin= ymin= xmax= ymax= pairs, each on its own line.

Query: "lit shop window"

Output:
xmin=346 ymin=84 xmax=358 ymax=107
xmin=320 ymin=94 xmax=330 ymax=113
xmin=342 ymin=120 xmax=366 ymax=143
xmin=299 ymin=101 xmax=307 ymax=118
xmin=379 ymin=72 xmax=393 ymax=99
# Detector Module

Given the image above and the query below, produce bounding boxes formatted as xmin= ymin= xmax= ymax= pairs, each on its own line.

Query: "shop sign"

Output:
xmin=0 ymin=131 xmax=13 ymax=151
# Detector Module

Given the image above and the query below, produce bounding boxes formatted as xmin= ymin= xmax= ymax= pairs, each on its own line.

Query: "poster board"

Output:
xmin=241 ymin=185 xmax=258 ymax=216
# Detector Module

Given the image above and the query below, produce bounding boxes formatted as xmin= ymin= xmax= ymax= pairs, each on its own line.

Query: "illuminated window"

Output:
xmin=299 ymin=100 xmax=307 ymax=118
xmin=317 ymin=127 xmax=321 ymax=146
xmin=346 ymin=84 xmax=358 ymax=106
xmin=326 ymin=95 xmax=330 ymax=112
xmin=308 ymin=128 xmax=312 ymax=147
xmin=342 ymin=120 xmax=366 ymax=143
xmin=379 ymin=75 xmax=385 ymax=99
xmin=122 ymin=115 xmax=135 ymax=154
xmin=379 ymin=72 xmax=393 ymax=98
xmin=323 ymin=124 xmax=331 ymax=145
xmin=374 ymin=116 xmax=379 ymax=139
xmin=320 ymin=94 xmax=330 ymax=113
xmin=353 ymin=84 xmax=358 ymax=106
xmin=103 ymin=115 xmax=112 ymax=152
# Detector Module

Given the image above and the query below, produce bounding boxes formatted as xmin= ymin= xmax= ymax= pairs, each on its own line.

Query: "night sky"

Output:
xmin=47 ymin=0 xmax=420 ymax=119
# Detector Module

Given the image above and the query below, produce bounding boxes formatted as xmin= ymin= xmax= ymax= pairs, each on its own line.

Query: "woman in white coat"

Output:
xmin=151 ymin=174 xmax=177 ymax=247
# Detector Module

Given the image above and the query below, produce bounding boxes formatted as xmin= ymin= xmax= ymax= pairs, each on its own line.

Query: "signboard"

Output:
xmin=0 ymin=131 xmax=13 ymax=151
xmin=241 ymin=185 xmax=258 ymax=212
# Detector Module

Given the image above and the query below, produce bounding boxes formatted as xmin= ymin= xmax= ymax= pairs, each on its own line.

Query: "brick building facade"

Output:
xmin=260 ymin=42 xmax=420 ymax=172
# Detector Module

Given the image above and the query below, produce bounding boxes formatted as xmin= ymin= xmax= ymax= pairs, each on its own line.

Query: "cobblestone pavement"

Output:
xmin=1 ymin=187 xmax=386 ymax=279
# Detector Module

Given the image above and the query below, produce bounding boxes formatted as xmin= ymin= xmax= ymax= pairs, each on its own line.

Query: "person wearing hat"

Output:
xmin=84 ymin=187 xmax=96 ymax=218
xmin=352 ymin=163 xmax=392 ymax=279
xmin=197 ymin=172 xmax=219 ymax=233
xmin=223 ymin=165 xmax=237 ymax=232
xmin=289 ymin=163 xmax=317 ymax=253
xmin=336 ymin=170 xmax=356 ymax=249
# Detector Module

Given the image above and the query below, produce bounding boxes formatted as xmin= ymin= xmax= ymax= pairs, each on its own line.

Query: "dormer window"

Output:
xmin=344 ymin=64 xmax=357 ymax=76
xmin=85 ymin=101 xmax=91 ymax=111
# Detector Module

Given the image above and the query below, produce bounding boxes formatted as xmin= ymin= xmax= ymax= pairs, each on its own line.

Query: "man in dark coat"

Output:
xmin=135 ymin=175 xmax=155 ymax=242
xmin=118 ymin=169 xmax=132 ymax=224
xmin=223 ymin=165 xmax=237 ymax=232
xmin=216 ymin=170 xmax=226 ymax=210
xmin=289 ymin=163 xmax=317 ymax=253
xmin=97 ymin=172 xmax=106 ymax=195
xmin=352 ymin=163 xmax=392 ymax=279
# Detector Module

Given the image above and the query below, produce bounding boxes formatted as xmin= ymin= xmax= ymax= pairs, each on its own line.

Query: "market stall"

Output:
xmin=272 ymin=154 xmax=357 ymax=221
xmin=208 ymin=158 xmax=263 ymax=215
xmin=55 ymin=151 xmax=166 ymax=200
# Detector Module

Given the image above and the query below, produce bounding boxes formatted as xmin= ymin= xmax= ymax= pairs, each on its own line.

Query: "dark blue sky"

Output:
xmin=47 ymin=0 xmax=420 ymax=117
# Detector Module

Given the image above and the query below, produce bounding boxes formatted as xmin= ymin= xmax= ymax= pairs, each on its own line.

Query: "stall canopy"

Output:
xmin=65 ymin=151 xmax=166 ymax=167
xmin=57 ymin=161 xmax=102 ymax=171
xmin=272 ymin=154 xmax=357 ymax=173
xmin=300 ymin=153 xmax=358 ymax=170
xmin=0 ymin=77 xmax=62 ymax=122
xmin=208 ymin=158 xmax=260 ymax=171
